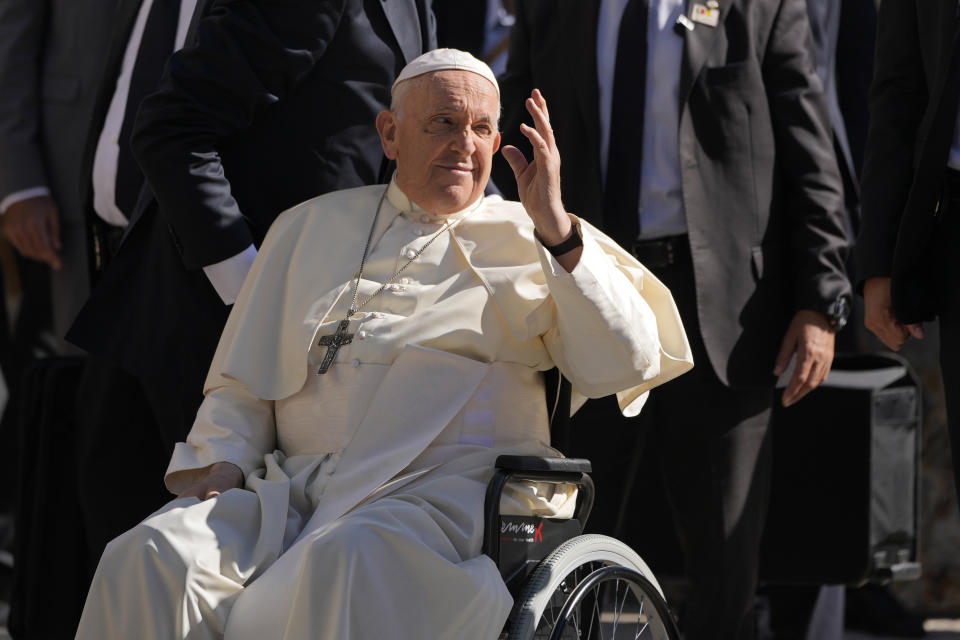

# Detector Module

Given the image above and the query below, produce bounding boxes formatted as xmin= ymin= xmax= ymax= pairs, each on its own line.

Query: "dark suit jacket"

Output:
xmin=433 ymin=0 xmax=486 ymax=55
xmin=494 ymin=0 xmax=850 ymax=387
xmin=0 ymin=0 xmax=116 ymax=345
xmin=68 ymin=0 xmax=435 ymax=444
xmin=856 ymin=0 xmax=960 ymax=323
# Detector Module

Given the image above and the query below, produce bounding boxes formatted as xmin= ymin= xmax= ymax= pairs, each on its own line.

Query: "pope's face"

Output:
xmin=377 ymin=71 xmax=501 ymax=214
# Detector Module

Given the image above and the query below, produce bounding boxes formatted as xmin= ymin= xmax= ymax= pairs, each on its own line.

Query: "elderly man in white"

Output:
xmin=75 ymin=49 xmax=692 ymax=639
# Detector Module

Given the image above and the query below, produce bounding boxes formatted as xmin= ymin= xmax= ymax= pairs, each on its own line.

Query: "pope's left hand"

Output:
xmin=501 ymin=89 xmax=572 ymax=248
xmin=774 ymin=310 xmax=835 ymax=407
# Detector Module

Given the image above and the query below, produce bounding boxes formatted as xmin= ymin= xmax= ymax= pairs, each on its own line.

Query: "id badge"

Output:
xmin=690 ymin=3 xmax=720 ymax=27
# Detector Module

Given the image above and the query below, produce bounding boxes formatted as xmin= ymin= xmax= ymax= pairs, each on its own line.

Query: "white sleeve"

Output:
xmin=202 ymin=244 xmax=258 ymax=305
xmin=0 ymin=186 xmax=50 ymax=213
xmin=164 ymin=383 xmax=276 ymax=494
xmin=538 ymin=220 xmax=693 ymax=416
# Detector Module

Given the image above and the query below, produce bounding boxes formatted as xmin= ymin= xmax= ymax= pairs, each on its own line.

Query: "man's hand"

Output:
xmin=774 ymin=310 xmax=836 ymax=407
xmin=2 ymin=195 xmax=62 ymax=270
xmin=501 ymin=89 xmax=581 ymax=269
xmin=177 ymin=461 xmax=244 ymax=500
xmin=863 ymin=276 xmax=924 ymax=350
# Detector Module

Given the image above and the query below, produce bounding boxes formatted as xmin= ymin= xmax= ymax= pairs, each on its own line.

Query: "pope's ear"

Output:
xmin=376 ymin=110 xmax=399 ymax=160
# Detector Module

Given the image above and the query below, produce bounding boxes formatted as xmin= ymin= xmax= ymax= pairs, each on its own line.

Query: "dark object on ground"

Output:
xmin=761 ymin=352 xmax=921 ymax=585
xmin=845 ymin=584 xmax=926 ymax=637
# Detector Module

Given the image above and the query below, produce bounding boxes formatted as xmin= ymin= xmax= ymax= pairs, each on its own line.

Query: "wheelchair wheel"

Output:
xmin=508 ymin=534 xmax=680 ymax=640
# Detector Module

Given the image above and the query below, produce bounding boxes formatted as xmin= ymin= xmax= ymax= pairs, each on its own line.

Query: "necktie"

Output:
xmin=602 ymin=0 xmax=649 ymax=250
xmin=115 ymin=0 xmax=181 ymax=219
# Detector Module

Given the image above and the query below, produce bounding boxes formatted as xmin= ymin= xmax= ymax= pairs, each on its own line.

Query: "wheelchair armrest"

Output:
xmin=495 ymin=455 xmax=592 ymax=475
xmin=483 ymin=456 xmax=595 ymax=569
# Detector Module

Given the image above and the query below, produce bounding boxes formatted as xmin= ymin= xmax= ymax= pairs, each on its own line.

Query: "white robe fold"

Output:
xmin=76 ymin=180 xmax=692 ymax=640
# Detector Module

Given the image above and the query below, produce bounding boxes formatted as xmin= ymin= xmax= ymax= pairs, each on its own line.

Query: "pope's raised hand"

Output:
xmin=502 ymin=89 xmax=572 ymax=248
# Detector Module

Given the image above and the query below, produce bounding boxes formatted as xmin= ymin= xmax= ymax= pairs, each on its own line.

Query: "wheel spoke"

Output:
xmin=634 ymin=594 xmax=649 ymax=639
xmin=634 ymin=621 xmax=649 ymax=640
xmin=612 ymin=578 xmax=630 ymax=638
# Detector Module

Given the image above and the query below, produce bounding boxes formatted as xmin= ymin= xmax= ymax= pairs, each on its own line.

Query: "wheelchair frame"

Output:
xmin=483 ymin=455 xmax=681 ymax=640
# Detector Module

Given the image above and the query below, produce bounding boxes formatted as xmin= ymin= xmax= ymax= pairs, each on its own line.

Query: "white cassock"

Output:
xmin=76 ymin=179 xmax=693 ymax=640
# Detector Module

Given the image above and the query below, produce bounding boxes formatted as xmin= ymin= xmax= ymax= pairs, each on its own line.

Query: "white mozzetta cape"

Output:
xmin=211 ymin=182 xmax=688 ymax=396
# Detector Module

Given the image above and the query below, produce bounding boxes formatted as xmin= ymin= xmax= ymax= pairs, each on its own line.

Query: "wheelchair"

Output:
xmin=484 ymin=454 xmax=680 ymax=640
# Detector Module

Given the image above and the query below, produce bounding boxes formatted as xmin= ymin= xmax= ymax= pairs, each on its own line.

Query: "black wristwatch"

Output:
xmin=822 ymin=296 xmax=851 ymax=332
xmin=538 ymin=221 xmax=583 ymax=257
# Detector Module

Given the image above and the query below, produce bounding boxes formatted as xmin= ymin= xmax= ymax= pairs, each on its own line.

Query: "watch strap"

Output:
xmin=537 ymin=221 xmax=583 ymax=257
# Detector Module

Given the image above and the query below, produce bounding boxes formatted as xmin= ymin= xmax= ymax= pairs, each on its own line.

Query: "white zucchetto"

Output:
xmin=392 ymin=48 xmax=500 ymax=96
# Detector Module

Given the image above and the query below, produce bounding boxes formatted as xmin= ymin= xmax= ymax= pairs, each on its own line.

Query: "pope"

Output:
xmin=75 ymin=49 xmax=692 ymax=639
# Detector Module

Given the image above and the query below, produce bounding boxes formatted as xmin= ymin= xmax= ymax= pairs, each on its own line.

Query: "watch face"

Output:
xmin=828 ymin=296 xmax=851 ymax=330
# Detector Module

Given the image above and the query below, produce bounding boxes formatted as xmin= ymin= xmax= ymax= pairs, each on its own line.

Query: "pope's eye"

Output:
xmin=426 ymin=117 xmax=454 ymax=133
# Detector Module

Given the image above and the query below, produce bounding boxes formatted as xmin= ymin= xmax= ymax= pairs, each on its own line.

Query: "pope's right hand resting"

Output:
xmin=177 ymin=461 xmax=244 ymax=500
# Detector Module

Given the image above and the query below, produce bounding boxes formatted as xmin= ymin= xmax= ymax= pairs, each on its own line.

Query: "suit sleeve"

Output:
xmin=762 ymin=0 xmax=852 ymax=313
xmin=131 ymin=0 xmax=347 ymax=270
xmin=0 ymin=0 xmax=49 ymax=200
xmin=855 ymin=0 xmax=926 ymax=285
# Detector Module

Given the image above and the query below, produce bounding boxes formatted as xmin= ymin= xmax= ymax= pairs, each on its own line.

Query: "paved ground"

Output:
xmin=847 ymin=620 xmax=960 ymax=639
xmin=2 ymin=617 xmax=956 ymax=639
xmin=0 ymin=592 xmax=956 ymax=638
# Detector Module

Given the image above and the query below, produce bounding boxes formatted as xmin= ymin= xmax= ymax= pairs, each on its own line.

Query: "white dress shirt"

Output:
xmin=597 ymin=0 xmax=687 ymax=240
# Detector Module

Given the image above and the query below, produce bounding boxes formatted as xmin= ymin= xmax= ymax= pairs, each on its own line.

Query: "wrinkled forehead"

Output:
xmin=398 ymin=70 xmax=500 ymax=117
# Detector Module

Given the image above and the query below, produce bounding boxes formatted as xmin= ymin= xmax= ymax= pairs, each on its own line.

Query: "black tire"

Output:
xmin=507 ymin=534 xmax=680 ymax=640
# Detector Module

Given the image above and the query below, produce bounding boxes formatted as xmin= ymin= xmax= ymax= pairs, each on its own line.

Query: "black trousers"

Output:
xmin=942 ymin=319 xmax=960 ymax=503
xmin=9 ymin=356 xmax=172 ymax=639
xmin=74 ymin=356 xmax=173 ymax=570
xmin=937 ymin=181 xmax=960 ymax=507
xmin=568 ymin=249 xmax=773 ymax=640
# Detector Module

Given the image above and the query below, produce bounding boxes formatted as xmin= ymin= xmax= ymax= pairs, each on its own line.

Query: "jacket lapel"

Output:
xmin=379 ymin=0 xmax=424 ymax=64
xmin=679 ymin=0 xmax=729 ymax=108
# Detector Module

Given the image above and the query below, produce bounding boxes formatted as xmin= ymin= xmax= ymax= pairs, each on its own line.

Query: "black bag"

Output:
xmin=760 ymin=352 xmax=922 ymax=586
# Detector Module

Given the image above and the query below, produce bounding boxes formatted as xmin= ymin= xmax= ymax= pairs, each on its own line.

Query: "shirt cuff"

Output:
xmin=0 ymin=186 xmax=51 ymax=214
xmin=202 ymin=244 xmax=258 ymax=305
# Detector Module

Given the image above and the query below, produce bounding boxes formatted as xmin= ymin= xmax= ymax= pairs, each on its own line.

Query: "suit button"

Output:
xmin=404 ymin=248 xmax=417 ymax=259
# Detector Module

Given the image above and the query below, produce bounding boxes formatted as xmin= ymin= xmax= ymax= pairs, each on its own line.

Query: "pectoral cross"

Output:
xmin=316 ymin=319 xmax=353 ymax=374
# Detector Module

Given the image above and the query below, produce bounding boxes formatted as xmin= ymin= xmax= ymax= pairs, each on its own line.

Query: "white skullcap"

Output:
xmin=392 ymin=48 xmax=499 ymax=96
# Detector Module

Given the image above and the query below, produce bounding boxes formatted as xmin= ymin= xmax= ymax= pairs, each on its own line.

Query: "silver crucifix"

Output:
xmin=316 ymin=318 xmax=353 ymax=374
